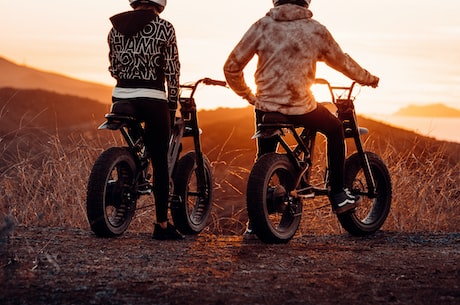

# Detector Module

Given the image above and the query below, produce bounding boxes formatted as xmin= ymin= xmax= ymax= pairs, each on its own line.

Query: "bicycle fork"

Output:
xmin=186 ymin=111 xmax=208 ymax=198
xmin=344 ymin=112 xmax=377 ymax=198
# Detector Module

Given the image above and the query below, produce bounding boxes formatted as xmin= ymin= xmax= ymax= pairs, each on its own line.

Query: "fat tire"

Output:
xmin=247 ymin=153 xmax=301 ymax=244
xmin=171 ymin=151 xmax=213 ymax=234
xmin=338 ymin=152 xmax=392 ymax=236
xmin=86 ymin=147 xmax=138 ymax=237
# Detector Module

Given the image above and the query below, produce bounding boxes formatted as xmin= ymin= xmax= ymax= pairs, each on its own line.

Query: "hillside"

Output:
xmin=0 ymin=88 xmax=109 ymax=167
xmin=0 ymin=56 xmax=112 ymax=105
xmin=0 ymin=88 xmax=109 ymax=134
xmin=1 ymin=88 xmax=459 ymax=168
xmin=394 ymin=103 xmax=460 ymax=117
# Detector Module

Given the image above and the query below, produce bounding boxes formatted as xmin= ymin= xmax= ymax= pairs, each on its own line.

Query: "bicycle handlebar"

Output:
xmin=202 ymin=78 xmax=227 ymax=87
xmin=180 ymin=77 xmax=227 ymax=99
xmin=181 ymin=78 xmax=227 ymax=89
xmin=315 ymin=78 xmax=357 ymax=103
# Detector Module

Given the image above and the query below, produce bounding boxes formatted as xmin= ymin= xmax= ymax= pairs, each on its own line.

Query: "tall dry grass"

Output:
xmin=1 ymin=130 xmax=459 ymax=236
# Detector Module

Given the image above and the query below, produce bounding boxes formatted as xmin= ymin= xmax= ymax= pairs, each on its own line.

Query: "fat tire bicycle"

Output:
xmin=86 ymin=78 xmax=227 ymax=237
xmin=246 ymin=78 xmax=392 ymax=244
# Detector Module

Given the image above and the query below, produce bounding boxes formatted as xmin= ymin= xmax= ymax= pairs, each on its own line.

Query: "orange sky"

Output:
xmin=1 ymin=0 xmax=459 ymax=114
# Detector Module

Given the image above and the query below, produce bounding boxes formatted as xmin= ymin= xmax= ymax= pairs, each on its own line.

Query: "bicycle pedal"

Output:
xmin=138 ymin=189 xmax=152 ymax=195
xmin=169 ymin=194 xmax=183 ymax=208
xmin=138 ymin=188 xmax=152 ymax=195
xmin=299 ymin=193 xmax=315 ymax=199
xmin=137 ymin=182 xmax=152 ymax=195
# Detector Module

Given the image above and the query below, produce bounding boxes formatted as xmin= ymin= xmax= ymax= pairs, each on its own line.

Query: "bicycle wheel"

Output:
xmin=247 ymin=153 xmax=302 ymax=244
xmin=338 ymin=151 xmax=392 ymax=236
xmin=86 ymin=147 xmax=138 ymax=237
xmin=171 ymin=151 xmax=213 ymax=234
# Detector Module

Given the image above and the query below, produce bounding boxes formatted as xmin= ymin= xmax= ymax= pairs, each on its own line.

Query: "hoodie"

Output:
xmin=223 ymin=4 xmax=378 ymax=115
xmin=108 ymin=9 xmax=180 ymax=107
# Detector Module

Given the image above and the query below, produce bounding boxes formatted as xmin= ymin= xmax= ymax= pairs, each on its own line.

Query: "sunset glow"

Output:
xmin=1 ymin=0 xmax=459 ymax=114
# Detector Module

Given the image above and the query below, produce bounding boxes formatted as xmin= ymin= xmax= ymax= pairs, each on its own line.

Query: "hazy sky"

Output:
xmin=1 ymin=0 xmax=459 ymax=114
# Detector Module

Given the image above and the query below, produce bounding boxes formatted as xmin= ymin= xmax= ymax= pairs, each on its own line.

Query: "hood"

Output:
xmin=268 ymin=4 xmax=313 ymax=22
xmin=110 ymin=9 xmax=157 ymax=37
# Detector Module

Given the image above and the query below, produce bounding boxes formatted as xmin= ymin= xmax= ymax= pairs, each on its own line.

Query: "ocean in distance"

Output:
xmin=364 ymin=115 xmax=460 ymax=144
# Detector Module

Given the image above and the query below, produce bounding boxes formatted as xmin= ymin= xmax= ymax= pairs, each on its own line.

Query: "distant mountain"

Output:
xmin=0 ymin=56 xmax=112 ymax=105
xmin=394 ymin=103 xmax=460 ymax=117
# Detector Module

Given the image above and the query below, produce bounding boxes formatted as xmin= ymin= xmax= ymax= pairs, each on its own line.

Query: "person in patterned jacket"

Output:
xmin=108 ymin=0 xmax=183 ymax=240
xmin=223 ymin=0 xmax=379 ymax=235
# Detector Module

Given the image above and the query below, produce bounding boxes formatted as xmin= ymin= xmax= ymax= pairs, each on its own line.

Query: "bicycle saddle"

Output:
xmin=110 ymin=101 xmax=137 ymax=116
xmin=262 ymin=112 xmax=289 ymax=124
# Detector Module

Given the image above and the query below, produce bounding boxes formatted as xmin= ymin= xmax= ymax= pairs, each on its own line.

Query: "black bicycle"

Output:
xmin=86 ymin=78 xmax=227 ymax=237
xmin=246 ymin=78 xmax=392 ymax=243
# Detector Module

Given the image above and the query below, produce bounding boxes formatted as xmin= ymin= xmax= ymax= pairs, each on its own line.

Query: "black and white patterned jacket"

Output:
xmin=108 ymin=9 xmax=180 ymax=109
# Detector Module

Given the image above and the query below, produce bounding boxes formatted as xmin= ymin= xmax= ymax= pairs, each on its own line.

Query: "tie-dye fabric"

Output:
xmin=224 ymin=4 xmax=378 ymax=115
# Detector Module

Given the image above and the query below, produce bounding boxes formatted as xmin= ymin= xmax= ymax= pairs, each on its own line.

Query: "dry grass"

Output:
xmin=382 ymin=142 xmax=460 ymax=232
xmin=0 ymin=130 xmax=459 ymax=236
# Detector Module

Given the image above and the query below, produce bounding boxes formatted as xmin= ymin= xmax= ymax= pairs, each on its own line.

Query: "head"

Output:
xmin=129 ymin=0 xmax=166 ymax=13
xmin=273 ymin=0 xmax=311 ymax=7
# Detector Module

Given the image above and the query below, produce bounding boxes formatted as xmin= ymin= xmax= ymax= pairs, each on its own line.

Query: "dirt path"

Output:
xmin=1 ymin=226 xmax=459 ymax=305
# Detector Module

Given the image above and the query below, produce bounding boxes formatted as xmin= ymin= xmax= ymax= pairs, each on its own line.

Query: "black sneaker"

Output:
xmin=242 ymin=222 xmax=258 ymax=241
xmin=329 ymin=188 xmax=361 ymax=214
xmin=153 ymin=223 xmax=184 ymax=240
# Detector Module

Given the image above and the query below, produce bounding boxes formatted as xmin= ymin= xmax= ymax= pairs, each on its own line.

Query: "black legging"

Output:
xmin=113 ymin=97 xmax=171 ymax=223
xmin=255 ymin=103 xmax=345 ymax=193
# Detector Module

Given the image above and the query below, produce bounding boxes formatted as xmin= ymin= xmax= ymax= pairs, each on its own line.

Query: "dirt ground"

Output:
xmin=1 ymin=225 xmax=459 ymax=305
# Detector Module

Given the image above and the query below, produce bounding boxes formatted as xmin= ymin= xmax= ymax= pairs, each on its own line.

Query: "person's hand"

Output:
xmin=246 ymin=93 xmax=257 ymax=105
xmin=368 ymin=76 xmax=380 ymax=88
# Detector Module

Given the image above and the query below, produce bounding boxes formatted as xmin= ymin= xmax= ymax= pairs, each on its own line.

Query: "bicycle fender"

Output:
xmin=98 ymin=113 xmax=136 ymax=130
xmin=98 ymin=120 xmax=130 ymax=130
xmin=359 ymin=127 xmax=369 ymax=135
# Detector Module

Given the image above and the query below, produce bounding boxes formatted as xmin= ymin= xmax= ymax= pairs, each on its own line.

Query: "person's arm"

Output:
xmin=223 ymin=25 xmax=259 ymax=104
xmin=164 ymin=23 xmax=181 ymax=111
xmin=319 ymin=27 xmax=379 ymax=87
xmin=108 ymin=30 xmax=119 ymax=79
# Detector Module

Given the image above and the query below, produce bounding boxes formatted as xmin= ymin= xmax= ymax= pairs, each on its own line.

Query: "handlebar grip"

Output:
xmin=315 ymin=78 xmax=329 ymax=85
xmin=203 ymin=78 xmax=227 ymax=87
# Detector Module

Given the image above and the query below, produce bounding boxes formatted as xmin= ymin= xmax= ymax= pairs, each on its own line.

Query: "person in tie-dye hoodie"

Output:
xmin=223 ymin=0 xmax=379 ymax=236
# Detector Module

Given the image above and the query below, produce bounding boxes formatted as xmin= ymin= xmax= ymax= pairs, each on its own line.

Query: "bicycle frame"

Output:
xmin=99 ymin=78 xmax=227 ymax=193
xmin=254 ymin=78 xmax=377 ymax=200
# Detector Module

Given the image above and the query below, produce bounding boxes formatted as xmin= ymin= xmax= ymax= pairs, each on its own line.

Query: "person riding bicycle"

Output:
xmin=223 ymin=0 xmax=379 ymax=235
xmin=108 ymin=0 xmax=184 ymax=240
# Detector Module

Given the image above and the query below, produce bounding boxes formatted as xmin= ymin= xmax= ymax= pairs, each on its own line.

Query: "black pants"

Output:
xmin=255 ymin=103 xmax=345 ymax=193
xmin=113 ymin=97 xmax=171 ymax=223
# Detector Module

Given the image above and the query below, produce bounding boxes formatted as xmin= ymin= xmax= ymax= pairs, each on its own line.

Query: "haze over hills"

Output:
xmin=2 ymin=55 xmax=459 ymax=119
xmin=0 ymin=56 xmax=112 ymax=105
xmin=1 ymin=54 xmax=459 ymax=149
xmin=394 ymin=103 xmax=460 ymax=117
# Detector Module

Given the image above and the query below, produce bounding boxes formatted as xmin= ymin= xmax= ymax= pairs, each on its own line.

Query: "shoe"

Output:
xmin=329 ymin=188 xmax=361 ymax=214
xmin=153 ymin=223 xmax=184 ymax=240
xmin=242 ymin=222 xmax=258 ymax=241
xmin=137 ymin=180 xmax=152 ymax=194
xmin=344 ymin=188 xmax=359 ymax=200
